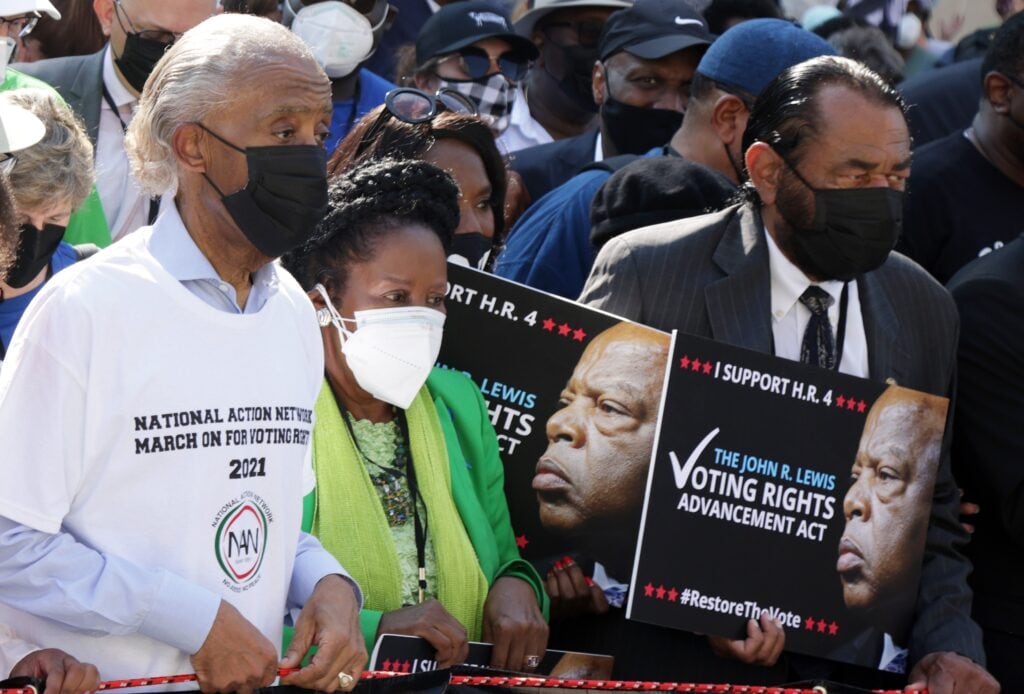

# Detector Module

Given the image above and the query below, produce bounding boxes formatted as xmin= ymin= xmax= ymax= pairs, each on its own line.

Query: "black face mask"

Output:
xmin=779 ymin=157 xmax=903 ymax=282
xmin=544 ymin=44 xmax=599 ymax=115
xmin=449 ymin=232 xmax=492 ymax=269
xmin=198 ymin=125 xmax=329 ymax=258
xmin=601 ymin=94 xmax=682 ymax=156
xmin=114 ymin=32 xmax=171 ymax=93
xmin=5 ymin=223 xmax=65 ymax=289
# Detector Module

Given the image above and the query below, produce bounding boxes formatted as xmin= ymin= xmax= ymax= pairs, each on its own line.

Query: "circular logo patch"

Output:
xmin=214 ymin=500 xmax=269 ymax=584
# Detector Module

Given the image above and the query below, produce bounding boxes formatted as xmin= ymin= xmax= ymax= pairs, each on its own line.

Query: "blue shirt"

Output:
xmin=325 ymin=69 xmax=395 ymax=155
xmin=0 ymin=202 xmax=353 ymax=656
xmin=0 ymin=242 xmax=77 ymax=358
xmin=494 ymin=148 xmax=664 ymax=300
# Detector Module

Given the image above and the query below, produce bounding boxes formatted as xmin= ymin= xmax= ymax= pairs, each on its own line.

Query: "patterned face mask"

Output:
xmin=437 ymin=73 xmax=516 ymax=135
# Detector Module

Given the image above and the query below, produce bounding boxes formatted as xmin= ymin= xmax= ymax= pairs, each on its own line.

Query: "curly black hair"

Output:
xmin=282 ymin=158 xmax=460 ymax=294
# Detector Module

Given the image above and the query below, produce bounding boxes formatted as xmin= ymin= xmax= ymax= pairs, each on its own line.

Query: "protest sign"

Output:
xmin=627 ymin=332 xmax=947 ymax=671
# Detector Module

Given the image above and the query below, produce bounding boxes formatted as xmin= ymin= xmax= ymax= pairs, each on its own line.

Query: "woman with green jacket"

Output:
xmin=282 ymin=158 xmax=548 ymax=671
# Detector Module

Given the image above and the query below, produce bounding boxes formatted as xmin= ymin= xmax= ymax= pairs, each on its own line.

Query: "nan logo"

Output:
xmin=215 ymin=500 xmax=269 ymax=586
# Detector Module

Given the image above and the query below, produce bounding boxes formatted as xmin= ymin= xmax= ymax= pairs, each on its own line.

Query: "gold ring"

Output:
xmin=338 ymin=672 xmax=354 ymax=688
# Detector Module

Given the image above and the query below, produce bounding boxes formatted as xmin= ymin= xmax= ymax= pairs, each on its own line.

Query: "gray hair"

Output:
xmin=126 ymin=13 xmax=324 ymax=197
xmin=0 ymin=88 xmax=94 ymax=213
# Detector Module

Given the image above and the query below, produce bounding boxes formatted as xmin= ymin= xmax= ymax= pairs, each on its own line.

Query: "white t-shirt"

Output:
xmin=0 ymin=226 xmax=324 ymax=681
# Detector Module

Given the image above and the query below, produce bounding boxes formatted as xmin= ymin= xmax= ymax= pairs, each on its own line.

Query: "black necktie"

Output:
xmin=800 ymin=286 xmax=836 ymax=370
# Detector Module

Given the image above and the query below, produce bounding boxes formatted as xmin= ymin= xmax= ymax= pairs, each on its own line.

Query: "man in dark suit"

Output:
xmin=509 ymin=0 xmax=712 ymax=205
xmin=947 ymin=234 xmax=1024 ymax=690
xmin=580 ymin=55 xmax=999 ymax=693
xmin=16 ymin=0 xmax=215 ymax=241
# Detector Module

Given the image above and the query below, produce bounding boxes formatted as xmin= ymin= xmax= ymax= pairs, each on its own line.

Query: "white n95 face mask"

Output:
xmin=314 ymin=284 xmax=446 ymax=409
xmin=291 ymin=1 xmax=385 ymax=78
xmin=0 ymin=37 xmax=16 ymax=73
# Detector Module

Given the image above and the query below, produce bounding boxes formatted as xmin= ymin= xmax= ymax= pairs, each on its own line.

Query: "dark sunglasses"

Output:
xmin=543 ymin=19 xmax=604 ymax=48
xmin=355 ymin=88 xmax=477 ymax=157
xmin=438 ymin=46 xmax=531 ymax=83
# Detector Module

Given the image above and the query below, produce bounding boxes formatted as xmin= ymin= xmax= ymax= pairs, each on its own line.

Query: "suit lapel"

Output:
xmin=67 ymin=49 xmax=106 ymax=147
xmin=857 ymin=270 xmax=909 ymax=385
xmin=705 ymin=206 xmax=774 ymax=353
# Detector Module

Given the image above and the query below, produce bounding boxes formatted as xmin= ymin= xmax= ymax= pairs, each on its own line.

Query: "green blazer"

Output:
xmin=300 ymin=368 xmax=548 ymax=654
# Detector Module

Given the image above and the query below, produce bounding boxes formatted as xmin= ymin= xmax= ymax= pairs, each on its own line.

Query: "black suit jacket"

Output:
xmin=898 ymin=57 xmax=981 ymax=148
xmin=509 ymin=130 xmax=598 ymax=205
xmin=947 ymin=235 xmax=1024 ymax=637
xmin=580 ymin=204 xmax=985 ymax=672
xmin=14 ymin=48 xmax=105 ymax=147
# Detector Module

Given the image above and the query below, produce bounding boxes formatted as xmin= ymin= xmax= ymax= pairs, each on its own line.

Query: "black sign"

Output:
xmin=627 ymin=333 xmax=948 ymax=671
xmin=441 ymin=264 xmax=670 ymax=566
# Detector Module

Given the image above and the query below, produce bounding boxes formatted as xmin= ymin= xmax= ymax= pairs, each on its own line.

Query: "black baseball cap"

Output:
xmin=416 ymin=0 xmax=540 ymax=66
xmin=598 ymin=0 xmax=713 ymax=61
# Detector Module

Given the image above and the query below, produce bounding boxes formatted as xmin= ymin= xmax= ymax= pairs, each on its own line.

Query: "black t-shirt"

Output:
xmin=898 ymin=130 xmax=1024 ymax=283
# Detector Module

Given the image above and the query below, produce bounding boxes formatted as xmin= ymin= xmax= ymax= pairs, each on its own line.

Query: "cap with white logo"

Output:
xmin=598 ymin=0 xmax=713 ymax=61
xmin=416 ymin=0 xmax=539 ymax=67
xmin=0 ymin=0 xmax=61 ymax=20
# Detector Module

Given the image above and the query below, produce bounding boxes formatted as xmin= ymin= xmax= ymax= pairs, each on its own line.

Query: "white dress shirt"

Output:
xmin=765 ymin=229 xmax=870 ymax=379
xmin=96 ymin=46 xmax=151 ymax=242
xmin=496 ymin=84 xmax=555 ymax=155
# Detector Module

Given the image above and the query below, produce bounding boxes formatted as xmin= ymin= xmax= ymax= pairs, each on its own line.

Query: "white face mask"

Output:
xmin=0 ymin=37 xmax=16 ymax=73
xmin=315 ymin=284 xmax=446 ymax=409
xmin=291 ymin=1 xmax=385 ymax=79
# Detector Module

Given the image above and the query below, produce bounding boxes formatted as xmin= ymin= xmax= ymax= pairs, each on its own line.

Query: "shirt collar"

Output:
xmin=594 ymin=131 xmax=604 ymax=163
xmin=147 ymin=198 xmax=278 ymax=291
xmin=765 ymin=226 xmax=844 ymax=318
xmin=509 ymin=86 xmax=551 ymax=141
xmin=102 ymin=44 xmax=137 ymax=108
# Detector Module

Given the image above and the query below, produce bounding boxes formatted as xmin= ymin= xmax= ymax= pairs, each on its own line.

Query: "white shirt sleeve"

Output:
xmin=0 ymin=624 xmax=37 ymax=678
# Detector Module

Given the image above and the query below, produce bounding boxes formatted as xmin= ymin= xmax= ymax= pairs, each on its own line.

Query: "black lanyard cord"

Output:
xmin=102 ymin=86 xmax=160 ymax=225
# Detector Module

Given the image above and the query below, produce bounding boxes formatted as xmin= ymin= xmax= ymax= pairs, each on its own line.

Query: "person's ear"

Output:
xmin=592 ymin=61 xmax=606 ymax=106
xmin=172 ymin=123 xmax=210 ymax=175
xmin=711 ymin=94 xmax=748 ymax=147
xmin=93 ymin=0 xmax=114 ymax=37
xmin=983 ymin=71 xmax=1013 ymax=114
xmin=745 ymin=142 xmax=783 ymax=207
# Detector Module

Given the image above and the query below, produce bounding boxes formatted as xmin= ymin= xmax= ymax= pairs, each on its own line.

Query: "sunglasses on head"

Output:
xmin=355 ymin=87 xmax=478 ymax=157
xmin=438 ymin=46 xmax=531 ymax=83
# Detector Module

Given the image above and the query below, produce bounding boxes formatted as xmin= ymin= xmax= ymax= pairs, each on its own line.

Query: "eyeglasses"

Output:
xmin=0 ymin=12 xmax=40 ymax=39
xmin=0 ymin=153 xmax=17 ymax=175
xmin=436 ymin=46 xmax=531 ymax=83
xmin=543 ymin=19 xmax=604 ymax=48
xmin=355 ymin=88 xmax=477 ymax=157
xmin=114 ymin=0 xmax=182 ymax=45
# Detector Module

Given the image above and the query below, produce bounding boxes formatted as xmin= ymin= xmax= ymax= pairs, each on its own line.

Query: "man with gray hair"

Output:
xmin=0 ymin=14 xmax=365 ymax=694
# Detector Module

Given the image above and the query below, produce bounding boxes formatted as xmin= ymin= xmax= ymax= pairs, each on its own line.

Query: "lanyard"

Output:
xmin=338 ymin=402 xmax=429 ymax=603
xmin=102 ymin=86 xmax=160 ymax=225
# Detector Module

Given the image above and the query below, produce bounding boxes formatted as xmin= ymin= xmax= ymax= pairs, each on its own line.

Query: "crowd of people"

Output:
xmin=0 ymin=0 xmax=1019 ymax=692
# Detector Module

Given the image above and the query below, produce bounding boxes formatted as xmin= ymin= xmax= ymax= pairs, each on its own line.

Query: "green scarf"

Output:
xmin=311 ymin=381 xmax=489 ymax=639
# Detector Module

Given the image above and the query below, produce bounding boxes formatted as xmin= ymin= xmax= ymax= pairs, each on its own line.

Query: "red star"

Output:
xmin=691 ymin=358 xmax=703 ymax=372
xmin=857 ymin=400 xmax=867 ymax=413
xmin=402 ymin=660 xmax=412 ymax=673
xmin=667 ymin=587 xmax=679 ymax=603
xmin=805 ymin=616 xmax=815 ymax=631
xmin=655 ymin=585 xmax=666 ymax=600
xmin=573 ymin=328 xmax=586 ymax=342
xmin=817 ymin=619 xmax=827 ymax=633
xmin=846 ymin=397 xmax=857 ymax=411
xmin=644 ymin=582 xmax=655 ymax=597
xmin=542 ymin=318 xmax=556 ymax=332
xmin=382 ymin=659 xmax=392 ymax=671
xmin=515 ymin=535 xmax=529 ymax=549
xmin=836 ymin=395 xmax=846 ymax=408
xmin=558 ymin=323 xmax=571 ymax=336
xmin=680 ymin=355 xmax=691 ymax=369
xmin=828 ymin=621 xmax=839 ymax=636
xmin=702 ymin=361 xmax=713 ymax=375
